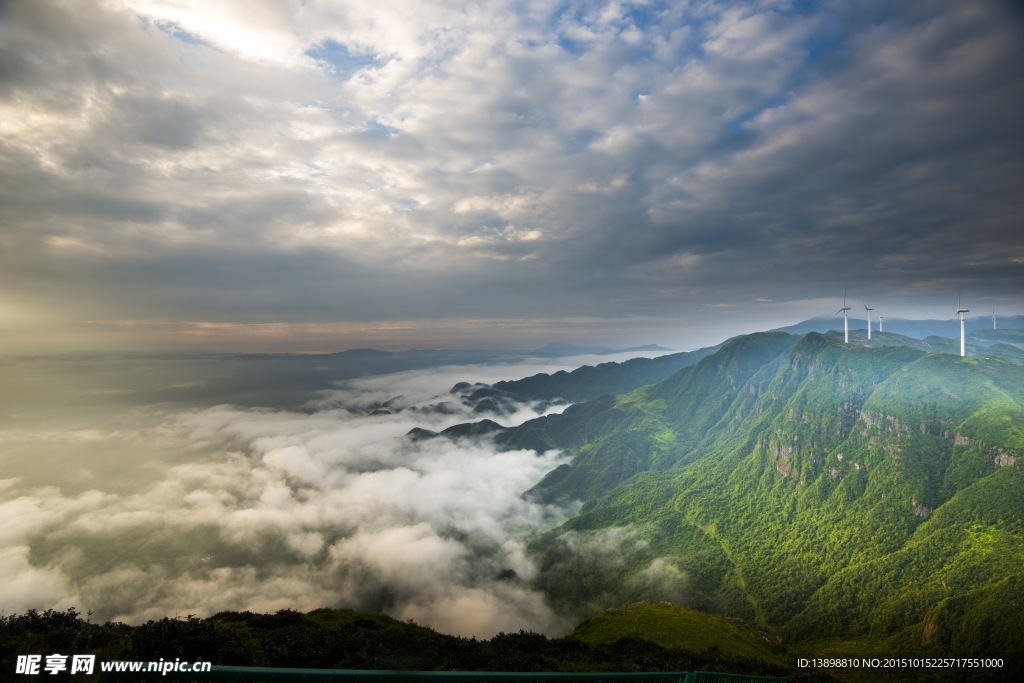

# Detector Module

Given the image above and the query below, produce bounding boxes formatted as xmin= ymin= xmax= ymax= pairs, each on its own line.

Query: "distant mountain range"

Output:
xmin=528 ymin=343 xmax=674 ymax=357
xmin=776 ymin=314 xmax=1024 ymax=341
xmin=435 ymin=327 xmax=1024 ymax=671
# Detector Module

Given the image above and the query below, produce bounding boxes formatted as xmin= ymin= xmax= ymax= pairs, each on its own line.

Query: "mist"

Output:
xmin=0 ymin=351 xmax=674 ymax=637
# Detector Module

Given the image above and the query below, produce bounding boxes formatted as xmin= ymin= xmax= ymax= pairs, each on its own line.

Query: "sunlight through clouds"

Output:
xmin=0 ymin=0 xmax=1021 ymax=352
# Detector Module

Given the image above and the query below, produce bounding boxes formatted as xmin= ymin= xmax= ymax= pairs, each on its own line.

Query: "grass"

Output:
xmin=569 ymin=602 xmax=788 ymax=667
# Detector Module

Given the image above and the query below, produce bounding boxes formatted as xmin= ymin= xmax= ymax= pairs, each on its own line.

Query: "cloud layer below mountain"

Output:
xmin=0 ymin=357 xmax=598 ymax=637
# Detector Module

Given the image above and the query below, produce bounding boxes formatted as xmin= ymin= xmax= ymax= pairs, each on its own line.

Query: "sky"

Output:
xmin=2 ymin=0 xmax=1023 ymax=354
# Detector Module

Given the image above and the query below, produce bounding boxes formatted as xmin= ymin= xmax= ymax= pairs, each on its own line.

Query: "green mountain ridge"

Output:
xmin=492 ymin=331 xmax=1024 ymax=669
xmin=492 ymin=343 xmax=721 ymax=403
xmin=774 ymin=315 xmax=1024 ymax=344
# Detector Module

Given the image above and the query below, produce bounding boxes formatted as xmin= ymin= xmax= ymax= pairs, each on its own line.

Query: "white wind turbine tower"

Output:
xmin=993 ymin=307 xmax=997 ymax=330
xmin=836 ymin=290 xmax=852 ymax=343
xmin=878 ymin=315 xmax=884 ymax=333
xmin=956 ymin=289 xmax=970 ymax=357
xmin=864 ymin=303 xmax=874 ymax=341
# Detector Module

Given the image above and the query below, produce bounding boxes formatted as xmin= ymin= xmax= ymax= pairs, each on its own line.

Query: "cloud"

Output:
xmin=625 ymin=558 xmax=689 ymax=605
xmin=0 ymin=357 xmax=590 ymax=637
xmin=0 ymin=546 xmax=80 ymax=615
xmin=536 ymin=525 xmax=690 ymax=619
xmin=1 ymin=0 xmax=1022 ymax=352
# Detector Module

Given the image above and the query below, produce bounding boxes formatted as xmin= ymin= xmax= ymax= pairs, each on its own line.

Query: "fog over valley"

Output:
xmin=1 ymin=351 xmax=666 ymax=637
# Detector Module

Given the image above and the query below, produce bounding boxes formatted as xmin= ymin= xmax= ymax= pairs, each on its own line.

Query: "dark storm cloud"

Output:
xmin=1 ymin=0 xmax=1022 ymax=351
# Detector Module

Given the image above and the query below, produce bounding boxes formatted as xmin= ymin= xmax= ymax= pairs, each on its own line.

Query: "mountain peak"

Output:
xmin=501 ymin=329 xmax=1024 ymax=663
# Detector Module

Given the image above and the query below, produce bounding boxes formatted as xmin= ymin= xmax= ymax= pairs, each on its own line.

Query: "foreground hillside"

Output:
xmin=0 ymin=606 xmax=789 ymax=679
xmin=495 ymin=332 xmax=1024 ymax=672
xmin=570 ymin=602 xmax=787 ymax=668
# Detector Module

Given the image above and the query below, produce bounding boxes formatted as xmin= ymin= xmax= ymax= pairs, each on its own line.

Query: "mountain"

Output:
xmin=412 ymin=346 xmax=726 ymax=427
xmin=529 ymin=342 xmax=674 ymax=357
xmin=0 ymin=606 xmax=788 ymax=676
xmin=490 ymin=331 xmax=1024 ymax=670
xmin=775 ymin=314 xmax=1024 ymax=342
xmin=569 ymin=602 xmax=787 ymax=668
xmin=492 ymin=344 xmax=721 ymax=404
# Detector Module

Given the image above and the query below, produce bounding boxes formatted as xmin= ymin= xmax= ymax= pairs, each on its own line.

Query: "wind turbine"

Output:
xmin=836 ymin=290 xmax=851 ymax=343
xmin=993 ymin=307 xmax=997 ymax=331
xmin=956 ymin=289 xmax=969 ymax=357
xmin=878 ymin=315 xmax=884 ymax=333
xmin=864 ymin=303 xmax=874 ymax=341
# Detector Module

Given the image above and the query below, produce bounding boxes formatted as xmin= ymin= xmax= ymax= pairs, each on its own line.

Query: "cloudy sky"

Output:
xmin=2 ymin=0 xmax=1023 ymax=353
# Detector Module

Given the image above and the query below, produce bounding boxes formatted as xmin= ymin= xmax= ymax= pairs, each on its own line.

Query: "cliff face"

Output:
xmin=501 ymin=332 xmax=1024 ymax=658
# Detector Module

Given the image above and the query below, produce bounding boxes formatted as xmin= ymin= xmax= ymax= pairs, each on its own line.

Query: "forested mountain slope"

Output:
xmin=498 ymin=332 xmax=1024 ymax=662
xmin=494 ymin=343 xmax=721 ymax=403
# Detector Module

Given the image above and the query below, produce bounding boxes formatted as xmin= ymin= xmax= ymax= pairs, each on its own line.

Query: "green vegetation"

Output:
xmin=507 ymin=332 xmax=1024 ymax=674
xmin=7 ymin=330 xmax=1024 ymax=680
xmin=494 ymin=345 xmax=721 ymax=403
xmin=0 ymin=607 xmax=789 ymax=680
xmin=569 ymin=603 xmax=786 ymax=667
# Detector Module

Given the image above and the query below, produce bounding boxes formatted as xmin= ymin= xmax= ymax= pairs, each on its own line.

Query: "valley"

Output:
xmin=456 ymin=329 xmax=1024 ymax=672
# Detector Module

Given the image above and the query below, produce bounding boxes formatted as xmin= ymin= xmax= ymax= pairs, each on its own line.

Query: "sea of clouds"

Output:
xmin=0 ymin=355 xmax=638 ymax=637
